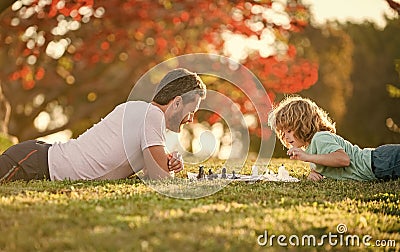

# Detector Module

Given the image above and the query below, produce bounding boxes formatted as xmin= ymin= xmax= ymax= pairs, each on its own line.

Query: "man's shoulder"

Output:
xmin=123 ymin=101 xmax=161 ymax=112
xmin=122 ymin=101 xmax=153 ymax=113
xmin=123 ymin=100 xmax=147 ymax=107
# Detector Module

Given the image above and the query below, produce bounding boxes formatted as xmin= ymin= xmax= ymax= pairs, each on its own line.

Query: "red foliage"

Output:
xmin=48 ymin=0 xmax=94 ymax=19
xmin=1 ymin=0 xmax=318 ymax=140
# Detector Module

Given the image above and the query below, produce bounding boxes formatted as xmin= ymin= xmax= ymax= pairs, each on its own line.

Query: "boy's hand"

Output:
xmin=308 ymin=169 xmax=324 ymax=181
xmin=167 ymin=151 xmax=184 ymax=173
xmin=287 ymin=147 xmax=309 ymax=161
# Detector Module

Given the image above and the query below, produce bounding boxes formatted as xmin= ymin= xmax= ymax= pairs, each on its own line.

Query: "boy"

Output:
xmin=268 ymin=96 xmax=400 ymax=181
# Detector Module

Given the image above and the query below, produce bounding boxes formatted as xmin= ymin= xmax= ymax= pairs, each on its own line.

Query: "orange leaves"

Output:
xmin=35 ymin=67 xmax=45 ymax=80
xmin=48 ymin=0 xmax=94 ymax=20
xmin=9 ymin=65 xmax=45 ymax=90
xmin=156 ymin=37 xmax=168 ymax=54
xmin=287 ymin=45 xmax=297 ymax=58
xmin=181 ymin=11 xmax=190 ymax=22
xmin=172 ymin=17 xmax=181 ymax=25
xmin=247 ymin=53 xmax=318 ymax=95
xmin=4 ymin=0 xmax=316 ymax=101
xmin=100 ymin=41 xmax=109 ymax=50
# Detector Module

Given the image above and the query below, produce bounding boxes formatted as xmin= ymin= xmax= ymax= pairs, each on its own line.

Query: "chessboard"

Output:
xmin=187 ymin=165 xmax=299 ymax=183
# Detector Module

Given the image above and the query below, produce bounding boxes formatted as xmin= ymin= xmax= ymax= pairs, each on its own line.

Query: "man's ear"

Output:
xmin=173 ymin=96 xmax=183 ymax=109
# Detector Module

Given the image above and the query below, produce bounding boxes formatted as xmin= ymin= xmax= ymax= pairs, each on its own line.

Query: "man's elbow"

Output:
xmin=144 ymin=167 xmax=171 ymax=180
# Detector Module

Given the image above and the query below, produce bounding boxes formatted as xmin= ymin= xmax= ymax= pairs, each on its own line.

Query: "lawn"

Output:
xmin=0 ymin=158 xmax=399 ymax=251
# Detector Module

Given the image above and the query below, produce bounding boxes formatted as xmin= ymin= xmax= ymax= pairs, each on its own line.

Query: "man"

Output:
xmin=0 ymin=68 xmax=206 ymax=182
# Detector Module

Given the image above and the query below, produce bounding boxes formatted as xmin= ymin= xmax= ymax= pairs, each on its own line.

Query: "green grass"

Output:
xmin=0 ymin=133 xmax=14 ymax=154
xmin=0 ymin=158 xmax=399 ymax=251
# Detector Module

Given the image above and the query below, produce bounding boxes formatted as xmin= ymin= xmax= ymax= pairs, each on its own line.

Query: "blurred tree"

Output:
xmin=385 ymin=57 xmax=400 ymax=134
xmin=0 ymin=0 xmax=14 ymax=14
xmin=341 ymin=19 xmax=400 ymax=146
xmin=0 ymin=81 xmax=11 ymax=134
xmin=0 ymin=0 xmax=13 ymax=139
xmin=385 ymin=0 xmax=400 ymax=134
xmin=0 ymin=0 xmax=317 ymax=141
xmin=292 ymin=25 xmax=354 ymax=125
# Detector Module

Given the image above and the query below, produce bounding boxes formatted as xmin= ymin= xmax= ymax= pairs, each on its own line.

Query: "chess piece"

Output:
xmin=277 ymin=164 xmax=289 ymax=180
xmin=207 ymin=169 xmax=218 ymax=180
xmin=221 ymin=167 xmax=227 ymax=179
xmin=251 ymin=165 xmax=258 ymax=177
xmin=197 ymin=165 xmax=205 ymax=179
xmin=232 ymin=170 xmax=239 ymax=179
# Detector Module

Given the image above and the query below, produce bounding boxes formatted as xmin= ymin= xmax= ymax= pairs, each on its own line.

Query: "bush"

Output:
xmin=0 ymin=133 xmax=15 ymax=153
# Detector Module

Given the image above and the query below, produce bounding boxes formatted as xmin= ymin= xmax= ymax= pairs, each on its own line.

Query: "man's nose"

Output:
xmin=188 ymin=113 xmax=194 ymax=122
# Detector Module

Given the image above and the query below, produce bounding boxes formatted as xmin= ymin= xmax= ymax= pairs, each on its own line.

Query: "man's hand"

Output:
xmin=168 ymin=151 xmax=184 ymax=173
xmin=308 ymin=169 xmax=324 ymax=181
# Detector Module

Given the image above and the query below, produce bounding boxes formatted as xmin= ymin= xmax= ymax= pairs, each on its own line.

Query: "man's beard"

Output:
xmin=170 ymin=110 xmax=184 ymax=132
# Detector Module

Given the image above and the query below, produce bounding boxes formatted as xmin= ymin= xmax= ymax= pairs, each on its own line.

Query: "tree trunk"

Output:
xmin=0 ymin=81 xmax=11 ymax=134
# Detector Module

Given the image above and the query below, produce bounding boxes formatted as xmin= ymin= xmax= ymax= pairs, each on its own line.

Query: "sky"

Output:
xmin=303 ymin=0 xmax=399 ymax=28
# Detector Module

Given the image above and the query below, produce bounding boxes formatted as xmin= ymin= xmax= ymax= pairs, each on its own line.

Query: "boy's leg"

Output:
xmin=372 ymin=144 xmax=400 ymax=180
xmin=0 ymin=140 xmax=51 ymax=182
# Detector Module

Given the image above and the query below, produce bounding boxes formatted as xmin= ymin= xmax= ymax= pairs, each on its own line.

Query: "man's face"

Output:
xmin=167 ymin=95 xmax=201 ymax=133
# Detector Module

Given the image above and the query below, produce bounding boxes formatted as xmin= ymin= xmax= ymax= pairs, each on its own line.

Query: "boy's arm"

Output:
xmin=288 ymin=148 xmax=350 ymax=167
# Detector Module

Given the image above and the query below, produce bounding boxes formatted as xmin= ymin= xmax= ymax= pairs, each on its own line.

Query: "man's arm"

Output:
xmin=142 ymin=146 xmax=170 ymax=179
xmin=142 ymin=146 xmax=184 ymax=179
xmin=167 ymin=151 xmax=184 ymax=173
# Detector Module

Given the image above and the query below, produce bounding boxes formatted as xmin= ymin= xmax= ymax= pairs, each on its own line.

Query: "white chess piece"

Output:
xmin=251 ymin=165 xmax=258 ymax=177
xmin=277 ymin=164 xmax=289 ymax=180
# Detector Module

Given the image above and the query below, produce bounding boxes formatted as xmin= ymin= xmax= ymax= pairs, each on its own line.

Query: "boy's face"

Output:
xmin=283 ymin=129 xmax=305 ymax=148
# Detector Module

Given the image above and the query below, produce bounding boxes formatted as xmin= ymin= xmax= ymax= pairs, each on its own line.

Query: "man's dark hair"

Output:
xmin=152 ymin=68 xmax=206 ymax=105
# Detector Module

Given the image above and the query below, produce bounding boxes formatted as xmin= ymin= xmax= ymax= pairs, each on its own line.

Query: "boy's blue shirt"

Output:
xmin=305 ymin=131 xmax=376 ymax=181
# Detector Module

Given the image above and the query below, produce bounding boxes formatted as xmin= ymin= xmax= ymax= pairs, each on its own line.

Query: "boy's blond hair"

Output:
xmin=268 ymin=96 xmax=336 ymax=148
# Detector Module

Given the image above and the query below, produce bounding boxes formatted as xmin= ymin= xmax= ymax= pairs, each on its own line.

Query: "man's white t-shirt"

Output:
xmin=48 ymin=101 xmax=166 ymax=180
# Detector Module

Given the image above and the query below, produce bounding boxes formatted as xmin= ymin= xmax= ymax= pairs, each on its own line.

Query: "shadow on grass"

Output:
xmin=0 ymin=158 xmax=399 ymax=251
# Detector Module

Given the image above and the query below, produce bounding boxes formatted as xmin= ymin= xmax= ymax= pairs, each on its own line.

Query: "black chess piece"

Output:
xmin=197 ymin=165 xmax=205 ymax=179
xmin=221 ymin=167 xmax=227 ymax=179
xmin=207 ymin=169 xmax=218 ymax=180
xmin=231 ymin=170 xmax=239 ymax=179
